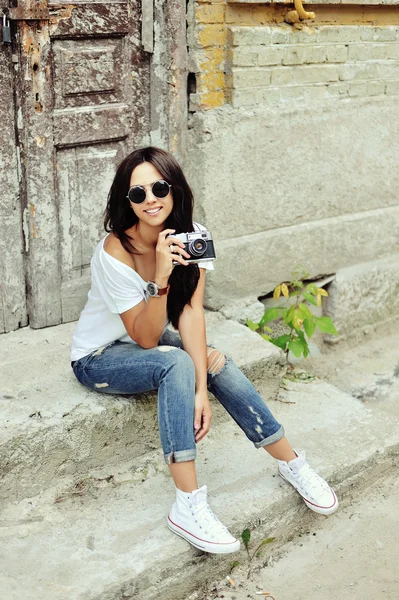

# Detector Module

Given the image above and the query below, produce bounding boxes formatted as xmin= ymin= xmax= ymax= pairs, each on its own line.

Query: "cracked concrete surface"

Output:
xmin=188 ymin=475 xmax=399 ymax=600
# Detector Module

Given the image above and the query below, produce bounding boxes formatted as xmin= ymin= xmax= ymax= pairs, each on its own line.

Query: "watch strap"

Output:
xmin=147 ymin=281 xmax=170 ymax=297
xmin=157 ymin=284 xmax=170 ymax=296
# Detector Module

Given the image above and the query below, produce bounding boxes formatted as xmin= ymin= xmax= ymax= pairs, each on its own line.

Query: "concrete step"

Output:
xmin=1 ymin=376 xmax=398 ymax=600
xmin=0 ymin=311 xmax=285 ymax=506
xmin=323 ymin=253 xmax=399 ymax=345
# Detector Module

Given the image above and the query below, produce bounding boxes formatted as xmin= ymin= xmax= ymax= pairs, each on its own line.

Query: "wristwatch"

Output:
xmin=146 ymin=281 xmax=170 ymax=297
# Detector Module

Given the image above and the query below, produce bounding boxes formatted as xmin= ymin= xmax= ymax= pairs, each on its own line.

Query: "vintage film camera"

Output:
xmin=167 ymin=229 xmax=216 ymax=265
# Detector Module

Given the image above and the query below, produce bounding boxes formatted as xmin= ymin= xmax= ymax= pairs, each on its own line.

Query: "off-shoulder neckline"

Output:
xmin=100 ymin=237 xmax=148 ymax=284
xmin=99 ymin=222 xmax=205 ymax=282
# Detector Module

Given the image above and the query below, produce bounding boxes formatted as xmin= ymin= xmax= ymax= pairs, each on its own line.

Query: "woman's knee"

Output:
xmin=159 ymin=346 xmax=195 ymax=379
xmin=158 ymin=344 xmax=227 ymax=379
xmin=206 ymin=347 xmax=226 ymax=375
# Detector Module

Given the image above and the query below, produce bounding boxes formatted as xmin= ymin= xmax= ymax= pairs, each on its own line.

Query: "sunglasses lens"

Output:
xmin=128 ymin=187 xmax=146 ymax=204
xmin=152 ymin=180 xmax=170 ymax=198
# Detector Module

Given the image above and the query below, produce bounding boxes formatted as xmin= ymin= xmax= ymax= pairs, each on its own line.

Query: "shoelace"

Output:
xmin=191 ymin=501 xmax=229 ymax=536
xmin=292 ymin=463 xmax=331 ymax=496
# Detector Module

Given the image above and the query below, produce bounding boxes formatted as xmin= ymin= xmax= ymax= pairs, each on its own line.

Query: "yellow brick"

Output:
xmin=198 ymin=24 xmax=227 ymax=48
xmin=205 ymin=46 xmax=225 ymax=62
xmin=196 ymin=0 xmax=225 ymax=4
xmin=196 ymin=4 xmax=225 ymax=24
xmin=199 ymin=58 xmax=224 ymax=74
xmin=199 ymin=91 xmax=225 ymax=110
xmin=197 ymin=70 xmax=225 ymax=92
xmin=226 ymin=4 xmax=284 ymax=25
xmin=251 ymin=5 xmax=280 ymax=25
xmin=199 ymin=47 xmax=225 ymax=72
xmin=225 ymin=6 xmax=253 ymax=26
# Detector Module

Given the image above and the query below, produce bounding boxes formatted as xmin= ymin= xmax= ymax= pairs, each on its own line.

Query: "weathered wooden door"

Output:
xmin=1 ymin=0 xmax=186 ymax=332
xmin=13 ymin=0 xmax=151 ymax=328
xmin=0 ymin=0 xmax=28 ymax=333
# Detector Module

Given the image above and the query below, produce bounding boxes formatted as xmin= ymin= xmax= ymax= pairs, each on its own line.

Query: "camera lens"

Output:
xmin=189 ymin=238 xmax=207 ymax=256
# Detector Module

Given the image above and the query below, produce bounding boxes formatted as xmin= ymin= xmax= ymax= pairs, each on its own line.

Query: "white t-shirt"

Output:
xmin=70 ymin=222 xmax=214 ymax=361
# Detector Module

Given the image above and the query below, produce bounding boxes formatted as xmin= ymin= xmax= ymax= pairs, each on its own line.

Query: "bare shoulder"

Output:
xmin=103 ymin=232 xmax=135 ymax=268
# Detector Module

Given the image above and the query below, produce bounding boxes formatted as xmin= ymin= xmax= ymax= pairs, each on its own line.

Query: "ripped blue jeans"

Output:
xmin=72 ymin=329 xmax=285 ymax=464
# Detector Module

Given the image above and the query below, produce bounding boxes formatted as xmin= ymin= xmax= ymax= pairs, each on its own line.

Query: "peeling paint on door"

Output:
xmin=2 ymin=0 xmax=187 ymax=332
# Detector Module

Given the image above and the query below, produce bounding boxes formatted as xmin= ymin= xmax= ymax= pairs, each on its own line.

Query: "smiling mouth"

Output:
xmin=144 ymin=207 xmax=162 ymax=214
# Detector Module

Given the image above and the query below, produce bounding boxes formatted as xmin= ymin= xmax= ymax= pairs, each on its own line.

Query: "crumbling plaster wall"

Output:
xmin=184 ymin=2 xmax=399 ymax=322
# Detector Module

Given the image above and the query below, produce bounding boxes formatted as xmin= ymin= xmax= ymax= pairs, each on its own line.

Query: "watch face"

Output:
xmin=147 ymin=282 xmax=158 ymax=297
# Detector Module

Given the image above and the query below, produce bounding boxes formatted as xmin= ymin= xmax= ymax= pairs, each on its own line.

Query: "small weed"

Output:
xmin=239 ymin=528 xmax=275 ymax=579
xmin=246 ymin=267 xmax=337 ymax=362
xmin=241 ymin=528 xmax=275 ymax=563
xmin=230 ymin=560 xmax=240 ymax=573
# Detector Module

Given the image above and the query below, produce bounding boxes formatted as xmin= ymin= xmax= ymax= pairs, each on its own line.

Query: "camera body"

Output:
xmin=167 ymin=230 xmax=216 ymax=265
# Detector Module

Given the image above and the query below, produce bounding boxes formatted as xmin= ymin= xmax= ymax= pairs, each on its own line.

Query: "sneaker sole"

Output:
xmin=167 ymin=516 xmax=241 ymax=554
xmin=278 ymin=470 xmax=339 ymax=516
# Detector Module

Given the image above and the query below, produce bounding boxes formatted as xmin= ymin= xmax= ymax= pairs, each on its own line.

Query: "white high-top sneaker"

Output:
xmin=277 ymin=451 xmax=338 ymax=516
xmin=167 ymin=485 xmax=240 ymax=554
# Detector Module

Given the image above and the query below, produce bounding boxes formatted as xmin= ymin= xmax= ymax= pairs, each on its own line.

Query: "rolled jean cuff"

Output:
xmin=164 ymin=448 xmax=197 ymax=465
xmin=254 ymin=424 xmax=285 ymax=449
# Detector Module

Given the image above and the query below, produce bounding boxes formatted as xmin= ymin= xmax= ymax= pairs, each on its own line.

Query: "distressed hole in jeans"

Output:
xmin=157 ymin=346 xmax=178 ymax=353
xmin=248 ymin=405 xmax=263 ymax=425
xmin=94 ymin=382 xmax=109 ymax=388
xmin=207 ymin=348 xmax=226 ymax=375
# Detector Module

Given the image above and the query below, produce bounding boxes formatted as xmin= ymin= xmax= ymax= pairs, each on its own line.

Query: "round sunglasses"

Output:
xmin=126 ymin=179 xmax=172 ymax=204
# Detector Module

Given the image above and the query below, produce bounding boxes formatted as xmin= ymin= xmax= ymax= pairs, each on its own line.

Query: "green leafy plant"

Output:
xmin=246 ymin=267 xmax=337 ymax=361
xmin=228 ymin=529 xmax=275 ymax=580
xmin=241 ymin=528 xmax=275 ymax=563
xmin=229 ymin=560 xmax=240 ymax=573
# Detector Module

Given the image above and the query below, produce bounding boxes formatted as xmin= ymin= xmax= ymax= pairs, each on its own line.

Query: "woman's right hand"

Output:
xmin=155 ymin=229 xmax=191 ymax=283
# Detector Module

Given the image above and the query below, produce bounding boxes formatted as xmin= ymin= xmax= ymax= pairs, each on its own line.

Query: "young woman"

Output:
xmin=71 ymin=147 xmax=338 ymax=555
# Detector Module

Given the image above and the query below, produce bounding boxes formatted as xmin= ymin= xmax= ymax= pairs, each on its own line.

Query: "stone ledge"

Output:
xmin=324 ymin=253 xmax=399 ymax=344
xmin=0 ymin=312 xmax=285 ymax=505
xmin=203 ymin=208 xmax=399 ymax=309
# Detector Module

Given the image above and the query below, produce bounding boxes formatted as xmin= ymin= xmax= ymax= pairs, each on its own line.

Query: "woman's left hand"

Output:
xmin=194 ymin=390 xmax=212 ymax=442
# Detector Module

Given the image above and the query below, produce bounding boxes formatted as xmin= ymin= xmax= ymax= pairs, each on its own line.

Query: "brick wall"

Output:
xmin=187 ymin=0 xmax=399 ymax=110
xmin=227 ymin=25 xmax=399 ymax=108
xmin=188 ymin=0 xmax=227 ymax=110
xmin=186 ymin=2 xmax=399 ymax=315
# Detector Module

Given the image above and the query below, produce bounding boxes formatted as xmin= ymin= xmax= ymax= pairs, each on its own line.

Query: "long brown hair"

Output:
xmin=104 ymin=147 xmax=200 ymax=329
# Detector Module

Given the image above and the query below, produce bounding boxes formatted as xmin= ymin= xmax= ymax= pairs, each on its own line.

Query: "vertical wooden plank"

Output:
xmin=17 ymin=20 xmax=62 ymax=328
xmin=0 ymin=26 xmax=28 ymax=333
xmin=166 ymin=0 xmax=189 ymax=160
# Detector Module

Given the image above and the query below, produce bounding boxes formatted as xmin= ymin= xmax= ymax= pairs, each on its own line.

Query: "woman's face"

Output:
xmin=129 ymin=161 xmax=173 ymax=227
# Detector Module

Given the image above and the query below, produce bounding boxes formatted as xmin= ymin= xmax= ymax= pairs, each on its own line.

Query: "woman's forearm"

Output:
xmin=130 ymin=272 xmax=171 ymax=348
xmin=132 ymin=295 xmax=168 ymax=348
xmin=178 ymin=306 xmax=208 ymax=392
